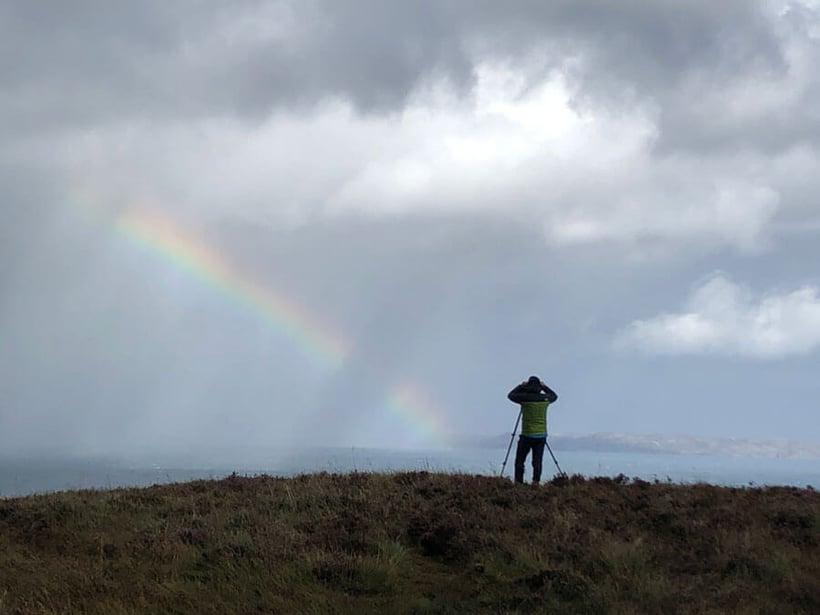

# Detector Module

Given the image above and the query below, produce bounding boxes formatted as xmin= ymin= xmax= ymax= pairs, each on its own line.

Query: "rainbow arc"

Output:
xmin=118 ymin=206 xmax=450 ymax=447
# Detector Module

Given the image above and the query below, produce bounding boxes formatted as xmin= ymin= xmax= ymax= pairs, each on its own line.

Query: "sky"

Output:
xmin=2 ymin=0 xmax=820 ymax=458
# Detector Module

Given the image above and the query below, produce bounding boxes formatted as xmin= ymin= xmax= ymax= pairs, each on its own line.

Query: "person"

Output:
xmin=507 ymin=376 xmax=558 ymax=484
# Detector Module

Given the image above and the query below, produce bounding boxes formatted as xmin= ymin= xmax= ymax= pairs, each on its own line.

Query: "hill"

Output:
xmin=1 ymin=472 xmax=818 ymax=613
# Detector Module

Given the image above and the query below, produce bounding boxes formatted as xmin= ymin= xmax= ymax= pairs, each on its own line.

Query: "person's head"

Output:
xmin=527 ymin=375 xmax=542 ymax=388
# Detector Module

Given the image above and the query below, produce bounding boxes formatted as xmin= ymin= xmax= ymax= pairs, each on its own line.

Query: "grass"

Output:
xmin=0 ymin=472 xmax=818 ymax=614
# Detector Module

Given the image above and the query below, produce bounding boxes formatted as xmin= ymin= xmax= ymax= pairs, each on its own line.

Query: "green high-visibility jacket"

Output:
xmin=508 ymin=381 xmax=558 ymax=437
xmin=520 ymin=400 xmax=551 ymax=436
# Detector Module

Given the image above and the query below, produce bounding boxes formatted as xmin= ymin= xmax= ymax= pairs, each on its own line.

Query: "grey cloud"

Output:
xmin=4 ymin=0 xmax=812 ymax=154
xmin=0 ymin=0 xmax=471 ymax=131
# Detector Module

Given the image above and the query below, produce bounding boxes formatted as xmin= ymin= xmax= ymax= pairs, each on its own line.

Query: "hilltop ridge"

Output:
xmin=0 ymin=471 xmax=818 ymax=613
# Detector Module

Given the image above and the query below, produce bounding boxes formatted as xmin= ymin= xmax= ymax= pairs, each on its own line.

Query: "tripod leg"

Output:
xmin=499 ymin=410 xmax=522 ymax=477
xmin=545 ymin=440 xmax=566 ymax=477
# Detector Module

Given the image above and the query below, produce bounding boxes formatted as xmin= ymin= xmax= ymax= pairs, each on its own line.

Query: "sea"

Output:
xmin=1 ymin=448 xmax=818 ymax=498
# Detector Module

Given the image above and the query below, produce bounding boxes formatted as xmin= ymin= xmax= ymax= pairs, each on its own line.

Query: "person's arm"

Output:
xmin=540 ymin=382 xmax=558 ymax=403
xmin=507 ymin=382 xmax=528 ymax=403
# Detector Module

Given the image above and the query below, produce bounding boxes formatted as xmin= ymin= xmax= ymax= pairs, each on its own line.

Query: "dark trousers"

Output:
xmin=514 ymin=435 xmax=546 ymax=484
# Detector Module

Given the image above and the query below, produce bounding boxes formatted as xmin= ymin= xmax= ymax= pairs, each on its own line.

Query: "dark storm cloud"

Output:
xmin=3 ymin=0 xmax=814 ymax=152
xmin=0 ymin=0 xmax=471 ymax=130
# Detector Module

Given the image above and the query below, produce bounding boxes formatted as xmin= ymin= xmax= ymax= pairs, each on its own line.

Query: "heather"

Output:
xmin=1 ymin=472 xmax=818 ymax=614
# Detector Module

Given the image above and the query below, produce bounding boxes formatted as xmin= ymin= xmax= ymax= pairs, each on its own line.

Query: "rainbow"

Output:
xmin=116 ymin=206 xmax=451 ymax=447
xmin=388 ymin=383 xmax=450 ymax=448
xmin=118 ymin=208 xmax=348 ymax=368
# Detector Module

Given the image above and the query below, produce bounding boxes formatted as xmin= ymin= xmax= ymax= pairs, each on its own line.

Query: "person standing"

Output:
xmin=507 ymin=376 xmax=558 ymax=484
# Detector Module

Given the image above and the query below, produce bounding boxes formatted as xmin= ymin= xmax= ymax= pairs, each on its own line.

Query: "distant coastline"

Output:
xmin=459 ymin=432 xmax=820 ymax=460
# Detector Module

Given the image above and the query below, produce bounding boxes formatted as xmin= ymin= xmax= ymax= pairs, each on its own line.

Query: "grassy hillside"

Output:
xmin=0 ymin=472 xmax=818 ymax=614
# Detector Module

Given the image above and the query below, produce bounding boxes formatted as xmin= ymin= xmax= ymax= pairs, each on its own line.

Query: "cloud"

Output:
xmin=2 ymin=0 xmax=815 ymax=153
xmin=49 ymin=60 xmax=791 ymax=255
xmin=3 ymin=1 xmax=818 ymax=257
xmin=617 ymin=274 xmax=820 ymax=358
xmin=3 ymin=0 xmax=817 ymax=259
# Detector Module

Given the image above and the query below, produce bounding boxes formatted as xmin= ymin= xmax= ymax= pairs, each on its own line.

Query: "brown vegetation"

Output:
xmin=0 ymin=472 xmax=818 ymax=613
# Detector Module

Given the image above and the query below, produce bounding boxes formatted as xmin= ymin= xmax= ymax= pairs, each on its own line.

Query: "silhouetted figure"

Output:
xmin=507 ymin=376 xmax=558 ymax=484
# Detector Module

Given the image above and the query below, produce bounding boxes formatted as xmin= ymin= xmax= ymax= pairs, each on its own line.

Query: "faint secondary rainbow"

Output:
xmin=388 ymin=383 xmax=450 ymax=448
xmin=118 ymin=208 xmax=348 ymax=368
xmin=116 ymin=206 xmax=451 ymax=447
